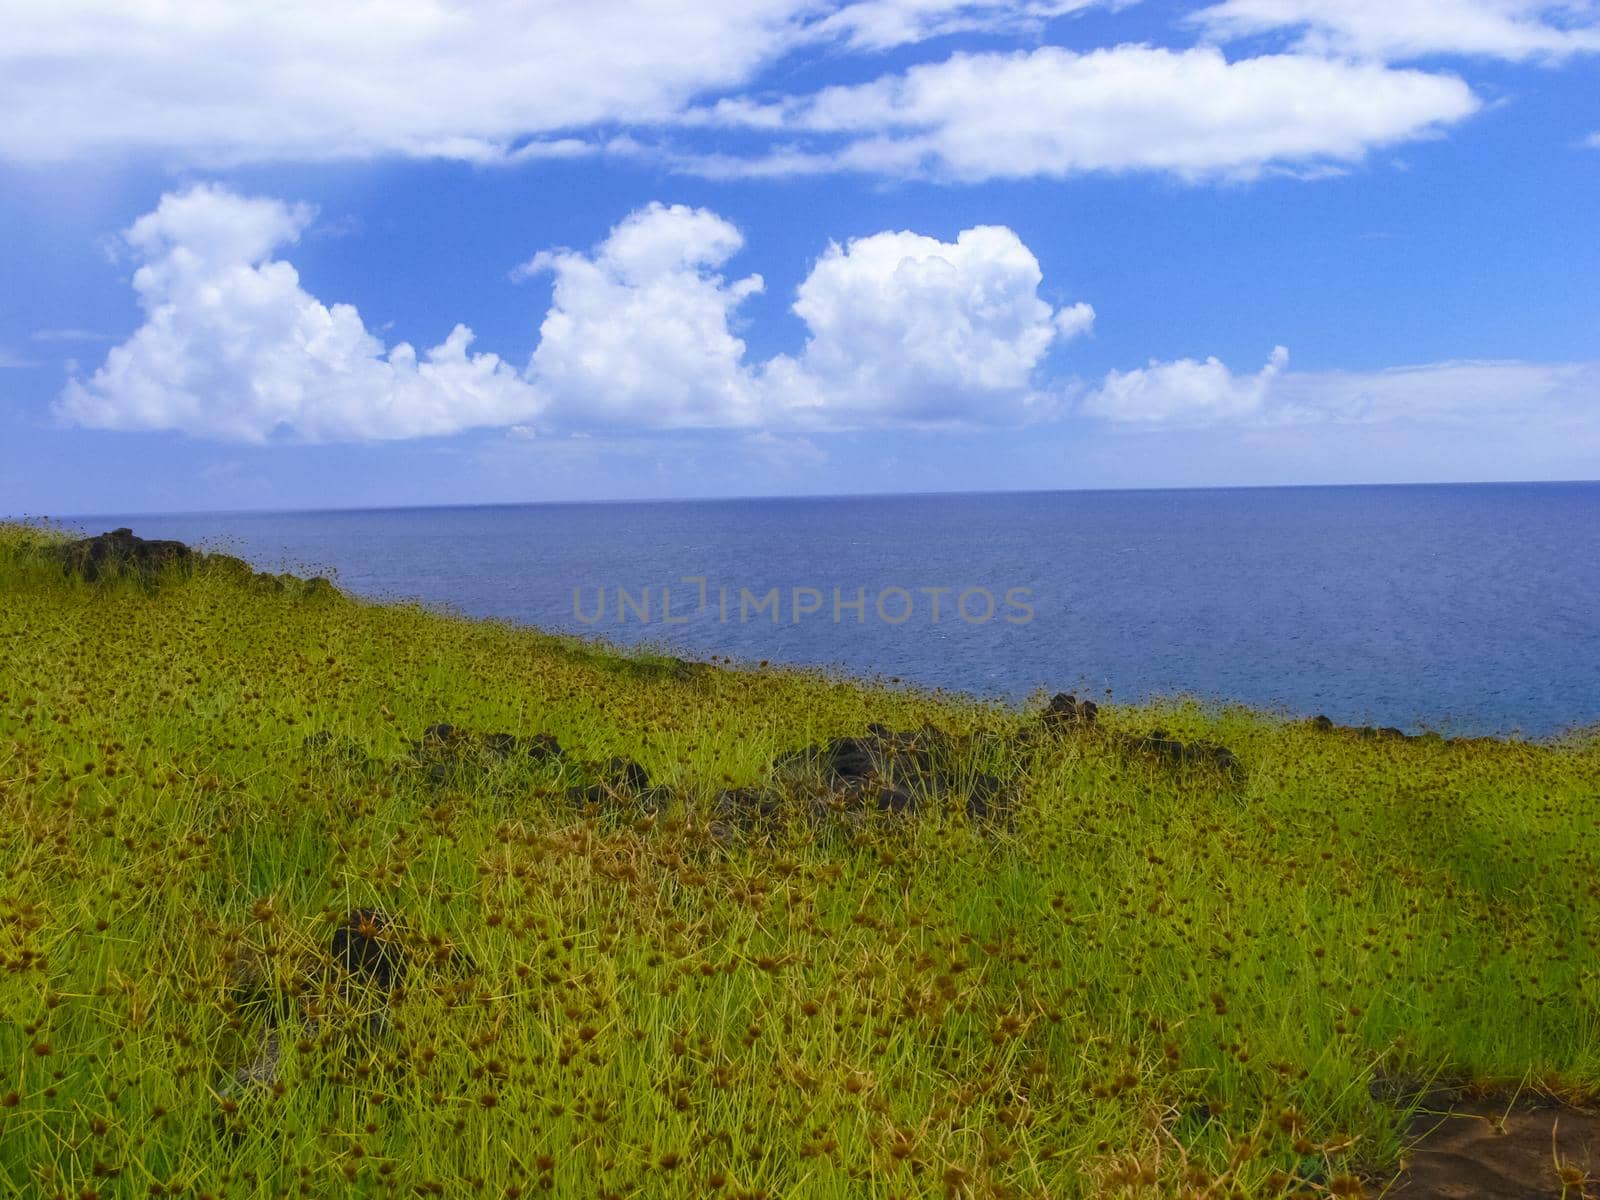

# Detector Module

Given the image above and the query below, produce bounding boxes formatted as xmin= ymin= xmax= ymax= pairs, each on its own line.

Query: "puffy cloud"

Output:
xmin=766 ymin=226 xmax=1091 ymax=425
xmin=816 ymin=0 xmax=1112 ymax=51
xmin=62 ymin=191 xmax=1088 ymax=441
xmin=58 ymin=185 xmax=541 ymax=442
xmin=518 ymin=203 xmax=766 ymax=429
xmin=694 ymin=46 xmax=1479 ymax=181
xmin=55 ymin=187 xmax=1600 ymax=450
xmin=1055 ymin=303 xmax=1098 ymax=340
xmin=1085 ymin=346 xmax=1288 ymax=425
xmin=1195 ymin=0 xmax=1600 ymax=63
xmin=122 ymin=186 xmax=315 ymax=280
xmin=519 ymin=210 xmax=1088 ymax=431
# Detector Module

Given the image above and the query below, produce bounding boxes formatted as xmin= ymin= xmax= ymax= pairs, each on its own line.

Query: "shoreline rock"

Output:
xmin=53 ymin=527 xmax=193 ymax=582
xmin=49 ymin=527 xmax=335 ymax=596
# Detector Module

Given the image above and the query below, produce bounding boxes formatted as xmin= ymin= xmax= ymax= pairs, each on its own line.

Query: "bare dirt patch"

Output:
xmin=1385 ymin=1096 xmax=1600 ymax=1198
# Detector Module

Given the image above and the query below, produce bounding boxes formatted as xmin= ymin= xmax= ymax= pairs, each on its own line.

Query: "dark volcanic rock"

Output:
xmin=769 ymin=723 xmax=1015 ymax=833
xmin=775 ymin=725 xmax=955 ymax=789
xmin=1127 ymin=729 xmax=1243 ymax=778
xmin=422 ymin=723 xmax=457 ymax=744
xmin=773 ymin=738 xmax=864 ymax=784
xmin=54 ymin=527 xmax=194 ymax=582
xmin=963 ymin=771 xmax=1015 ymax=831
xmin=1134 ymin=730 xmax=1189 ymax=765
xmin=1042 ymin=692 xmax=1098 ymax=732
xmin=1311 ymin=715 xmax=1417 ymax=742
xmin=483 ymin=732 xmax=519 ymax=758
xmin=669 ymin=656 xmax=705 ymax=682
xmin=303 ymin=730 xmax=370 ymax=767
xmin=204 ymin=553 xmax=257 ymax=580
xmin=617 ymin=758 xmax=651 ymax=791
xmin=331 ymin=909 xmax=404 ymax=992
xmin=709 ymin=786 xmax=784 ymax=844
xmin=570 ymin=782 xmax=608 ymax=809
xmin=603 ymin=756 xmax=651 ymax=793
xmin=49 ymin=528 xmax=341 ymax=601
xmin=823 ymin=737 xmax=879 ymax=781
xmin=872 ymin=784 xmax=918 ymax=816
xmin=408 ymin=725 xmax=564 ymax=785
xmin=568 ymin=756 xmax=661 ymax=813
xmin=1355 ymin=724 xmax=1410 ymax=742
xmin=523 ymin=733 xmax=563 ymax=762
xmin=1209 ymin=745 xmax=1242 ymax=774
xmin=228 ymin=909 xmax=470 ymax=1094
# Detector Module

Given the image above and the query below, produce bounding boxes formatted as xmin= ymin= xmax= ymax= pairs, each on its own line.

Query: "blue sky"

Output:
xmin=1 ymin=0 xmax=1597 ymax=515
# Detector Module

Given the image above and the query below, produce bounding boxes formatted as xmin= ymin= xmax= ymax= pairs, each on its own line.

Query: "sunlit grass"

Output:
xmin=0 ymin=521 xmax=1596 ymax=1199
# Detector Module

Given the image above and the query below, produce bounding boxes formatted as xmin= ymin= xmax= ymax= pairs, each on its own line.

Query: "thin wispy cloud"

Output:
xmin=1194 ymin=0 xmax=1600 ymax=64
xmin=1086 ymin=351 xmax=1600 ymax=433
xmin=815 ymin=0 xmax=1120 ymax=50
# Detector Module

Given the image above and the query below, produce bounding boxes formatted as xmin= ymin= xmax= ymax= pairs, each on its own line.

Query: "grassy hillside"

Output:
xmin=0 ymin=522 xmax=1596 ymax=1199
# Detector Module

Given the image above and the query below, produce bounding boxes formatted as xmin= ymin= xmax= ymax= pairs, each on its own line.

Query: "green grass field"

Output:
xmin=1 ymin=522 xmax=1596 ymax=1199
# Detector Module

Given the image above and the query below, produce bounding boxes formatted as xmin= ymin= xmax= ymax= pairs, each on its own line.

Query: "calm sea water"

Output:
xmin=75 ymin=484 xmax=1600 ymax=738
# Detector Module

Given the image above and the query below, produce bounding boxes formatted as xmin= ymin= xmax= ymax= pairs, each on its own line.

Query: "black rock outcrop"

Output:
xmin=1041 ymin=693 xmax=1098 ymax=732
xmin=54 ymin=527 xmax=193 ymax=582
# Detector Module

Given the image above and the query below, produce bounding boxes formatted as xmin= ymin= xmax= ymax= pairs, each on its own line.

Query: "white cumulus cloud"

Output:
xmin=55 ymin=188 xmax=1600 ymax=450
xmin=1085 ymin=345 xmax=1289 ymax=425
xmin=766 ymin=225 xmax=1091 ymax=425
xmin=518 ymin=203 xmax=766 ymax=429
xmin=1195 ymin=0 xmax=1600 ymax=63
xmin=61 ymin=190 xmax=1092 ymax=441
xmin=693 ymin=45 xmax=1480 ymax=181
xmin=57 ymin=185 xmax=542 ymax=442
xmin=522 ymin=209 xmax=1090 ymax=429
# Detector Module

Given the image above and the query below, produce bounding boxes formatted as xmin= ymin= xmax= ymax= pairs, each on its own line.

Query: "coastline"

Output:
xmin=19 ymin=492 xmax=1600 ymax=741
xmin=2 ymin=523 xmax=1598 ymax=1196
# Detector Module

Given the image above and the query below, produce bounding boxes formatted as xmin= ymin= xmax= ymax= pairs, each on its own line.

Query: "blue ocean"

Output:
xmin=75 ymin=483 xmax=1599 ymax=738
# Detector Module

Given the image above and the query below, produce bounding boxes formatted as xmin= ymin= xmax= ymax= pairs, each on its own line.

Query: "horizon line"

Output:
xmin=16 ymin=476 xmax=1600 ymax=525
